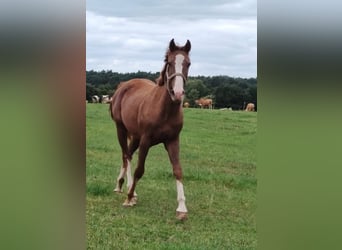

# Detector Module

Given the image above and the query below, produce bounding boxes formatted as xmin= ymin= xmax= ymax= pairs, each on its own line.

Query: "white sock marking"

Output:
xmin=114 ymin=166 xmax=126 ymax=192
xmin=126 ymin=160 xmax=132 ymax=188
xmin=176 ymin=180 xmax=188 ymax=213
xmin=126 ymin=160 xmax=137 ymax=197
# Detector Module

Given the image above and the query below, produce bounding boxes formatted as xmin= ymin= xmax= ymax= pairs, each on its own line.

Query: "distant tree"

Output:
xmin=97 ymin=83 xmax=113 ymax=96
xmin=186 ymin=89 xmax=200 ymax=106
xmin=185 ymin=79 xmax=209 ymax=105
xmin=214 ymin=84 xmax=245 ymax=109
xmin=248 ymin=85 xmax=257 ymax=103
xmin=246 ymin=85 xmax=257 ymax=110
xmin=86 ymin=70 xmax=257 ymax=109
xmin=214 ymin=84 xmax=230 ymax=108
xmin=86 ymin=83 xmax=97 ymax=101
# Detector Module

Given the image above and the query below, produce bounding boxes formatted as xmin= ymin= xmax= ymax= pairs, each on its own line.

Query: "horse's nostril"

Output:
xmin=171 ymin=90 xmax=175 ymax=95
xmin=182 ymin=90 xmax=185 ymax=95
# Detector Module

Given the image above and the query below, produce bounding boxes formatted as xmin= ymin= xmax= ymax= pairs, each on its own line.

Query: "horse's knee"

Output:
xmin=122 ymin=154 xmax=133 ymax=166
xmin=173 ymin=167 xmax=183 ymax=180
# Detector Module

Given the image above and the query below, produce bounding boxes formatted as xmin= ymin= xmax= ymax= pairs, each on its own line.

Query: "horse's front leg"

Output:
xmin=123 ymin=138 xmax=150 ymax=207
xmin=164 ymin=138 xmax=188 ymax=220
xmin=113 ymin=163 xmax=127 ymax=193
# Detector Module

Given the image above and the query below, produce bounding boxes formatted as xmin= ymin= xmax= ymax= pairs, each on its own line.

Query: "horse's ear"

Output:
xmin=183 ymin=40 xmax=191 ymax=53
xmin=169 ymin=38 xmax=177 ymax=52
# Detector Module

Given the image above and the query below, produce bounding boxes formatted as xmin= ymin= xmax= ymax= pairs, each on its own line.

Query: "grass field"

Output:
xmin=86 ymin=104 xmax=257 ymax=249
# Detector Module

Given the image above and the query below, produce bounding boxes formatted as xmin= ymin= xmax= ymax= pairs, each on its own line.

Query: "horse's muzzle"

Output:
xmin=170 ymin=89 xmax=185 ymax=103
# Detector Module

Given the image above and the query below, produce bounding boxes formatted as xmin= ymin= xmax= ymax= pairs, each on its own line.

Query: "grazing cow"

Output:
xmin=245 ymin=103 xmax=255 ymax=111
xmin=109 ymin=39 xmax=191 ymax=220
xmin=101 ymin=95 xmax=111 ymax=104
xmin=195 ymin=98 xmax=213 ymax=109
xmin=183 ymin=102 xmax=190 ymax=108
xmin=91 ymin=95 xmax=99 ymax=103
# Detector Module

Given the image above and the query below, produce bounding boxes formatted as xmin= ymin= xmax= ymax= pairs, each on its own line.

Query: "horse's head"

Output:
xmin=157 ymin=39 xmax=191 ymax=103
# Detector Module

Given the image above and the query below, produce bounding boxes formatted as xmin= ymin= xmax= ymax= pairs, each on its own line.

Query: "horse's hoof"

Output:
xmin=131 ymin=196 xmax=137 ymax=205
xmin=176 ymin=212 xmax=188 ymax=221
xmin=122 ymin=199 xmax=134 ymax=207
xmin=113 ymin=188 xmax=123 ymax=193
xmin=122 ymin=198 xmax=136 ymax=207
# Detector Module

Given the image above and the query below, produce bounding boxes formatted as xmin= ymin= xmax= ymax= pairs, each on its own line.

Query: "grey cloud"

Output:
xmin=87 ymin=0 xmax=256 ymax=19
xmin=86 ymin=1 xmax=256 ymax=77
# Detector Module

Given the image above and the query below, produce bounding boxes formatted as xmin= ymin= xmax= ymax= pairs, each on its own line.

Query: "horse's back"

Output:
xmin=110 ymin=78 xmax=156 ymax=123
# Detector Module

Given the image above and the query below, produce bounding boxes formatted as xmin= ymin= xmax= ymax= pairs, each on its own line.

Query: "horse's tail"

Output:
xmin=109 ymin=98 xmax=114 ymax=121
xmin=109 ymin=82 xmax=126 ymax=121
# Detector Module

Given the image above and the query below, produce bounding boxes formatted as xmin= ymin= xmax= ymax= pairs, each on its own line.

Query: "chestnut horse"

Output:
xmin=109 ymin=39 xmax=191 ymax=220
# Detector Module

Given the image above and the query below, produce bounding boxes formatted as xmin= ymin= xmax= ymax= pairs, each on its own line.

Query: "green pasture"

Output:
xmin=86 ymin=104 xmax=257 ymax=249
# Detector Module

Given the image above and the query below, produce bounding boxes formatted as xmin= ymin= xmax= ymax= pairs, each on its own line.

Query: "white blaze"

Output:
xmin=173 ymin=54 xmax=185 ymax=95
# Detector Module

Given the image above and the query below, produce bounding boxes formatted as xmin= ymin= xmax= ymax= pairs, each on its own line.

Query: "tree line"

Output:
xmin=86 ymin=70 xmax=257 ymax=110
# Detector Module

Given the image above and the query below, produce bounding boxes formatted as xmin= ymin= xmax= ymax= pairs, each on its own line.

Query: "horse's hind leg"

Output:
xmin=125 ymin=137 xmax=140 ymax=199
xmin=113 ymin=123 xmax=129 ymax=193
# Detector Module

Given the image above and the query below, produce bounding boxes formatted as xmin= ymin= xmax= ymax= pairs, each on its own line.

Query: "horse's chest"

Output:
xmin=138 ymin=109 xmax=183 ymax=142
xmin=151 ymin=122 xmax=182 ymax=142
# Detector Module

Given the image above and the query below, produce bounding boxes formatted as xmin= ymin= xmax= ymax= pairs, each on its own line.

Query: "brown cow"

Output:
xmin=195 ymin=98 xmax=213 ymax=109
xmin=245 ymin=103 xmax=255 ymax=111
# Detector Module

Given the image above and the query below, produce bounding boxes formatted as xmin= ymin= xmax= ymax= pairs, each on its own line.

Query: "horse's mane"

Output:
xmin=155 ymin=49 xmax=170 ymax=85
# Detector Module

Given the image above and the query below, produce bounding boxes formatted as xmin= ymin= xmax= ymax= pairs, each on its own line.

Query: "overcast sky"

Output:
xmin=86 ymin=0 xmax=256 ymax=77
